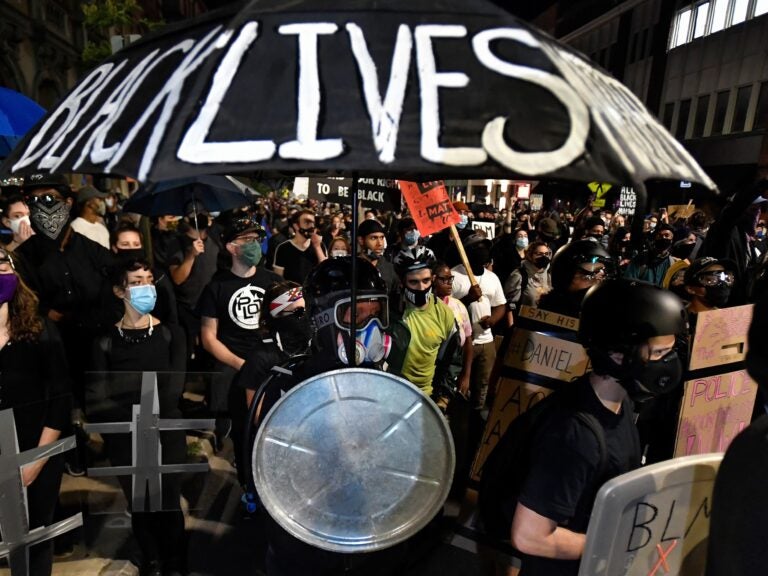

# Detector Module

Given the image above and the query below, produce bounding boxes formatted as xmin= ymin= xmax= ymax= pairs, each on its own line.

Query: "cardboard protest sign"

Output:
xmin=579 ymin=453 xmax=721 ymax=576
xmin=470 ymin=321 xmax=589 ymax=480
xmin=529 ymin=193 xmax=543 ymax=211
xmin=673 ymin=305 xmax=756 ymax=457
xmin=674 ymin=370 xmax=757 ymax=457
xmin=398 ymin=180 xmax=461 ymax=236
xmin=667 ymin=203 xmax=696 ymax=220
xmin=471 ymin=220 xmax=496 ymax=239
xmin=308 ymin=177 xmax=401 ymax=211
xmin=471 ymin=378 xmax=552 ymax=480
xmin=518 ymin=305 xmax=579 ymax=331
xmin=503 ymin=327 xmax=590 ymax=381
xmin=689 ymin=304 xmax=752 ymax=370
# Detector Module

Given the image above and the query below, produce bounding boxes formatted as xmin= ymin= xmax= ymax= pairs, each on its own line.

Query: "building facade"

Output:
xmin=534 ymin=0 xmax=768 ymax=196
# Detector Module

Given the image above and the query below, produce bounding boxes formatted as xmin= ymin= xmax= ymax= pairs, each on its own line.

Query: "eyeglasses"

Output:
xmin=0 ymin=252 xmax=15 ymax=271
xmin=435 ymin=276 xmax=454 ymax=284
xmin=696 ymin=270 xmax=735 ymax=287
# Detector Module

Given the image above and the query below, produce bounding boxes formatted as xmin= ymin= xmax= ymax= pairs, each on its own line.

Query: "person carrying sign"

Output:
xmin=509 ymin=280 xmax=686 ymax=576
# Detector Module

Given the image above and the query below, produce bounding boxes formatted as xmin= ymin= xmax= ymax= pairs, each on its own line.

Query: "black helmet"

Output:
xmin=579 ymin=279 xmax=687 ymax=400
xmin=393 ymin=245 xmax=435 ymax=277
xmin=304 ymin=257 xmax=390 ymax=366
xmin=579 ymin=279 xmax=687 ymax=352
xmin=550 ymin=239 xmax=612 ymax=292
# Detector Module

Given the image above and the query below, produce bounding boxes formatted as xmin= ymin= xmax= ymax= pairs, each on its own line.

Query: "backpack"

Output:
xmin=478 ymin=385 xmax=607 ymax=542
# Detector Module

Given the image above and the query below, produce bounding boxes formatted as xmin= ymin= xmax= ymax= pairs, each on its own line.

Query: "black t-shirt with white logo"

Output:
xmin=197 ymin=267 xmax=281 ymax=358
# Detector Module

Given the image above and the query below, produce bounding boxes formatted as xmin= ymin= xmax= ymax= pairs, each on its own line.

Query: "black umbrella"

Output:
xmin=123 ymin=174 xmax=258 ymax=216
xmin=3 ymin=0 xmax=713 ymax=191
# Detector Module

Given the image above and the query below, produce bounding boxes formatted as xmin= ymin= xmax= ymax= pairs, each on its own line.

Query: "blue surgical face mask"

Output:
xmin=126 ymin=284 xmax=157 ymax=315
xmin=457 ymin=215 xmax=469 ymax=230
xmin=515 ymin=237 xmax=529 ymax=249
xmin=404 ymin=230 xmax=420 ymax=246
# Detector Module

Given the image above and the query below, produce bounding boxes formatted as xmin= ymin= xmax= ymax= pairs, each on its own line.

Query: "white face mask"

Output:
xmin=9 ymin=215 xmax=31 ymax=235
xmin=331 ymin=250 xmax=348 ymax=257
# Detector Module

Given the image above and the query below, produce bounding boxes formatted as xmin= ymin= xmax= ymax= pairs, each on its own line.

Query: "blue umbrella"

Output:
xmin=0 ymin=87 xmax=45 ymax=158
xmin=123 ymin=174 xmax=259 ymax=216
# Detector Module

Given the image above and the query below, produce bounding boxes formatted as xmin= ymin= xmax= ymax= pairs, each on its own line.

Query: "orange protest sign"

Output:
xmin=397 ymin=180 xmax=461 ymax=236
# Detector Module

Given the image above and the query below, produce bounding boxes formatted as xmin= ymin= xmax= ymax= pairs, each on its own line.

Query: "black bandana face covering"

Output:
xmin=30 ymin=200 xmax=70 ymax=240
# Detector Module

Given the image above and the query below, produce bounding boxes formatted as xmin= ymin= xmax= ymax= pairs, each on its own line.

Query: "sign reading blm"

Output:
xmin=579 ymin=454 xmax=722 ymax=576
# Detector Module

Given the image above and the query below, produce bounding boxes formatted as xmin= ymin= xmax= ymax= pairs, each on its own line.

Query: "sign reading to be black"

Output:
xmin=308 ymin=177 xmax=401 ymax=211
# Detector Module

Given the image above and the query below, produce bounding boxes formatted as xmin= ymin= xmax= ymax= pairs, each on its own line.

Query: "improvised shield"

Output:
xmin=252 ymin=368 xmax=454 ymax=553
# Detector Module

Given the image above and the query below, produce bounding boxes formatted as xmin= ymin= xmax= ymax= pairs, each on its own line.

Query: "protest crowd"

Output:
xmin=0 ymin=170 xmax=767 ymax=576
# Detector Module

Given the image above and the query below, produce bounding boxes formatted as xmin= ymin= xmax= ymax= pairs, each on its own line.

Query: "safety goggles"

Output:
xmin=315 ymin=294 xmax=389 ymax=331
xmin=574 ymin=256 xmax=614 ymax=280
xmin=695 ymin=270 xmax=735 ymax=287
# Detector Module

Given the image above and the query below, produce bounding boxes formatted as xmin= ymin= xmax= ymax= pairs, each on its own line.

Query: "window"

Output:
xmin=711 ymin=90 xmax=730 ymax=135
xmin=670 ymin=1 xmax=767 ymax=48
xmin=663 ymin=102 xmax=676 ymax=130
xmin=732 ymin=85 xmax=752 ymax=132
xmin=711 ymin=0 xmax=729 ymax=31
xmin=754 ymin=81 xmax=768 ymax=130
xmin=693 ymin=95 xmax=710 ymax=136
xmin=677 ymin=99 xmax=692 ymax=138
xmin=732 ymin=0 xmax=749 ymax=24
xmin=694 ymin=2 xmax=710 ymax=37
xmin=674 ymin=8 xmax=692 ymax=47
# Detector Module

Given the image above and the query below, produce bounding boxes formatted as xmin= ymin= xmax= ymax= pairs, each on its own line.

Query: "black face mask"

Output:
xmin=703 ymin=284 xmax=731 ymax=308
xmin=533 ymin=256 xmax=551 ymax=269
xmin=30 ymin=200 xmax=71 ymax=240
xmin=654 ymin=237 xmax=673 ymax=253
xmin=590 ymin=346 xmax=683 ymax=402
xmin=671 ymin=242 xmax=695 ymax=260
xmin=298 ymin=227 xmax=315 ymax=238
xmin=468 ymin=247 xmax=490 ymax=276
xmin=405 ymin=286 xmax=432 ymax=307
xmin=272 ymin=313 xmax=311 ymax=354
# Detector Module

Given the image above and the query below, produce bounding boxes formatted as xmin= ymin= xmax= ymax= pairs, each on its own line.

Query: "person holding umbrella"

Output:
xmin=198 ymin=215 xmax=280 ymax=450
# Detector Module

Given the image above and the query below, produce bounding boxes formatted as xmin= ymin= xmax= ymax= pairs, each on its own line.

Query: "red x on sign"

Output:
xmin=648 ymin=540 xmax=678 ymax=576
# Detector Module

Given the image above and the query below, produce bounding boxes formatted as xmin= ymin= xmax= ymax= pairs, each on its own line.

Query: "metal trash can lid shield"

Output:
xmin=252 ymin=368 xmax=455 ymax=553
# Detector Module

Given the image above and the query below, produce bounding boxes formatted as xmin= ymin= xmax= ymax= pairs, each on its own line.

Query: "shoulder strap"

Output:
xmin=574 ymin=411 xmax=608 ymax=483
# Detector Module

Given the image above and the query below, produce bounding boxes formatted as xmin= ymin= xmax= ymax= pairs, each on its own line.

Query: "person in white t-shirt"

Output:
xmin=69 ymin=185 xmax=111 ymax=249
xmin=451 ymin=234 xmax=506 ymax=411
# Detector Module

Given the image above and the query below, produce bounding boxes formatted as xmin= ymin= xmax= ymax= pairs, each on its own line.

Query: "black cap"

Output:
xmin=222 ymin=215 xmax=265 ymax=244
xmin=22 ymin=173 xmax=70 ymax=194
xmin=358 ymin=219 xmax=386 ymax=237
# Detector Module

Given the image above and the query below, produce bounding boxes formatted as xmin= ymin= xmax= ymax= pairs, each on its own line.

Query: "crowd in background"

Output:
xmin=1 ymin=171 xmax=767 ymax=576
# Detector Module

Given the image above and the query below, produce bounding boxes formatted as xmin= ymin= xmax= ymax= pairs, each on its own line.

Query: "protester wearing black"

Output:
xmin=510 ymin=280 xmax=686 ymax=576
xmin=536 ymin=240 xmax=611 ymax=320
xmin=90 ymin=259 xmax=187 ymax=576
xmin=199 ymin=216 xmax=279 ymax=446
xmin=272 ymin=210 xmax=327 ymax=283
xmin=229 ymin=281 xmax=310 ymax=488
xmin=259 ymin=258 xmax=409 ymax=576
xmin=0 ymin=249 xmax=71 ymax=576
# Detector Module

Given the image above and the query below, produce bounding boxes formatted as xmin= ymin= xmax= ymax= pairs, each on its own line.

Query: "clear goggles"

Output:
xmin=695 ymin=270 xmax=735 ymax=287
xmin=314 ymin=294 xmax=389 ymax=332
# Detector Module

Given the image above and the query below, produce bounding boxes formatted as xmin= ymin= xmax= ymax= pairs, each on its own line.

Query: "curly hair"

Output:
xmin=8 ymin=268 xmax=44 ymax=342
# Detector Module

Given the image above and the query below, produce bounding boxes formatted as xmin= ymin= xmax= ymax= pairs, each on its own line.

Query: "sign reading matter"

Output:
xmin=308 ymin=177 xmax=400 ymax=211
xmin=398 ymin=180 xmax=460 ymax=236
